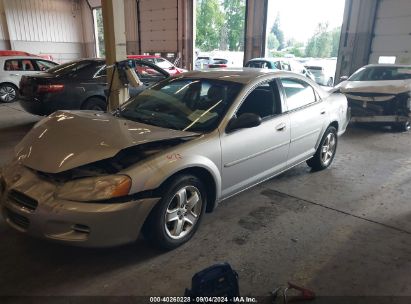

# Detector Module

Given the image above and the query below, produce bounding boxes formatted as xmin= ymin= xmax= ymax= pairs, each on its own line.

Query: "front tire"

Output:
xmin=143 ymin=174 xmax=206 ymax=250
xmin=0 ymin=83 xmax=18 ymax=103
xmin=307 ymin=126 xmax=338 ymax=171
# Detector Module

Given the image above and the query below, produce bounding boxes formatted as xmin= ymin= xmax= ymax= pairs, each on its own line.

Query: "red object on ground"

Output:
xmin=286 ymin=282 xmax=316 ymax=301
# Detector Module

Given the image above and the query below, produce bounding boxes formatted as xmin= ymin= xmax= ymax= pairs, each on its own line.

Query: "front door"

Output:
xmin=220 ymin=80 xmax=290 ymax=198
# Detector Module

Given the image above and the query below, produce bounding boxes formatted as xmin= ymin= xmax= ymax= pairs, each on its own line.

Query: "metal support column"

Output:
xmin=243 ymin=0 xmax=269 ymax=65
xmin=101 ymin=0 xmax=128 ymax=111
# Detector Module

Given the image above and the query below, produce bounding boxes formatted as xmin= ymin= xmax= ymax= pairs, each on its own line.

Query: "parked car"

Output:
xmin=305 ymin=60 xmax=336 ymax=87
xmin=245 ymin=58 xmax=316 ymax=81
xmin=0 ymin=55 xmax=58 ymax=103
xmin=195 ymin=57 xmax=234 ymax=69
xmin=19 ymin=58 xmax=169 ymax=115
xmin=127 ymin=55 xmax=187 ymax=75
xmin=0 ymin=69 xmax=349 ymax=249
xmin=338 ymin=64 xmax=411 ymax=131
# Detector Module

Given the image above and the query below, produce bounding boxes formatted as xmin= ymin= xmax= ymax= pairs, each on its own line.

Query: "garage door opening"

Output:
xmin=93 ymin=7 xmax=105 ymax=58
xmin=194 ymin=0 xmax=246 ymax=70
xmin=265 ymin=0 xmax=345 ymax=86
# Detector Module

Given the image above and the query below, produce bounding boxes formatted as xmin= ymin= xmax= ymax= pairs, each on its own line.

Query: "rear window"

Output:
xmin=246 ymin=61 xmax=270 ymax=69
xmin=47 ymin=60 xmax=100 ymax=77
xmin=349 ymin=66 xmax=411 ymax=81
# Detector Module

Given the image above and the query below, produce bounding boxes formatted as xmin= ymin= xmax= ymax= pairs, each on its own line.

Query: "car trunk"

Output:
xmin=19 ymin=73 xmax=64 ymax=100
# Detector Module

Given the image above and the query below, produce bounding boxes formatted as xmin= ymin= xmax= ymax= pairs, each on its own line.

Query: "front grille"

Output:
xmin=8 ymin=190 xmax=38 ymax=211
xmin=6 ymin=208 xmax=30 ymax=230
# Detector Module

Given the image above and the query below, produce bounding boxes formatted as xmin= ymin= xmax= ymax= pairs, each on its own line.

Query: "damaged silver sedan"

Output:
xmin=0 ymin=69 xmax=349 ymax=249
xmin=339 ymin=64 xmax=411 ymax=131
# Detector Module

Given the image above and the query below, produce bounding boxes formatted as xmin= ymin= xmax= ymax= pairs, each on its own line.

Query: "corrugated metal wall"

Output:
xmin=0 ymin=0 xmax=91 ymax=62
xmin=370 ymin=0 xmax=411 ymax=64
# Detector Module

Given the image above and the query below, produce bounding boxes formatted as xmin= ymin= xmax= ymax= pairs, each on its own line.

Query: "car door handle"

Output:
xmin=320 ymin=109 xmax=326 ymax=115
xmin=276 ymin=123 xmax=287 ymax=131
xmin=10 ymin=73 xmax=20 ymax=76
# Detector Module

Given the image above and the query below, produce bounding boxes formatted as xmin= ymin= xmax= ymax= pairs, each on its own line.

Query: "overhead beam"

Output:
xmin=101 ymin=0 xmax=128 ymax=111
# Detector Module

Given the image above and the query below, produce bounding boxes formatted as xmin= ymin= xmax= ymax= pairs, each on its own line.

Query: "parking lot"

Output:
xmin=1 ymin=101 xmax=411 ymax=297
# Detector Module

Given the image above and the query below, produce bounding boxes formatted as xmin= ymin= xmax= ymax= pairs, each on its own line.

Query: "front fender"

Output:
xmin=123 ymin=151 xmax=222 ymax=203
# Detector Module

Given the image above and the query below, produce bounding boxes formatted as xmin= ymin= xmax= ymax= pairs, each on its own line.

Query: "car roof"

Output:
xmin=176 ymin=68 xmax=300 ymax=84
xmin=0 ymin=56 xmax=49 ymax=60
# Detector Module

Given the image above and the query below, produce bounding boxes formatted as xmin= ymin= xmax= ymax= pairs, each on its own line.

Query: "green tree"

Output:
xmin=305 ymin=23 xmax=333 ymax=58
xmin=267 ymin=33 xmax=280 ymax=50
xmin=223 ymin=0 xmax=246 ymax=51
xmin=196 ymin=0 xmax=224 ymax=51
xmin=270 ymin=14 xmax=285 ymax=50
xmin=331 ymin=27 xmax=341 ymax=57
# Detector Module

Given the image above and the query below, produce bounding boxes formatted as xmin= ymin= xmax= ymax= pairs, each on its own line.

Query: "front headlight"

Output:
xmin=57 ymin=175 xmax=132 ymax=202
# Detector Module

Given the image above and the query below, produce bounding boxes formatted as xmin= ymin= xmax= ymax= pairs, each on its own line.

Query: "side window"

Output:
xmin=135 ymin=62 xmax=166 ymax=80
xmin=22 ymin=60 xmax=35 ymax=71
xmin=281 ymin=61 xmax=291 ymax=71
xmin=272 ymin=61 xmax=281 ymax=70
xmin=35 ymin=60 xmax=56 ymax=71
xmin=280 ymin=78 xmax=317 ymax=111
xmin=156 ymin=58 xmax=173 ymax=69
xmin=237 ymin=81 xmax=281 ymax=119
xmin=4 ymin=60 xmax=21 ymax=71
xmin=94 ymin=65 xmax=106 ymax=78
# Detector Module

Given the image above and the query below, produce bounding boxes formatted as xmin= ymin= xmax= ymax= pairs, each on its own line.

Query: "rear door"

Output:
xmin=220 ymin=79 xmax=290 ymax=198
xmin=3 ymin=59 xmax=37 ymax=86
xmin=279 ymin=77 xmax=326 ymax=166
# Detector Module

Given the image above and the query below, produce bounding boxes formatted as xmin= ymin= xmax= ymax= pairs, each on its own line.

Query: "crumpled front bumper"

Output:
xmin=0 ymin=163 xmax=160 ymax=248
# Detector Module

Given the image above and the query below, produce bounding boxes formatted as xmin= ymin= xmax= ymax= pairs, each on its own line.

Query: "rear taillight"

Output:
xmin=37 ymin=84 xmax=64 ymax=93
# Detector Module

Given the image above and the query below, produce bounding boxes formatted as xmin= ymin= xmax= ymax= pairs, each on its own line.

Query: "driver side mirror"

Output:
xmin=226 ymin=113 xmax=262 ymax=133
xmin=340 ymin=75 xmax=349 ymax=81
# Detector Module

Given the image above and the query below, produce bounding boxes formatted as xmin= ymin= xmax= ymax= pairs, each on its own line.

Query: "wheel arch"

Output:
xmin=80 ymin=95 xmax=107 ymax=109
xmin=156 ymin=166 xmax=218 ymax=213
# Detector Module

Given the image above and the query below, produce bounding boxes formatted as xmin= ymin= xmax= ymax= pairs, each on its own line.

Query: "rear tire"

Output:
xmin=143 ymin=174 xmax=206 ymax=250
xmin=0 ymin=83 xmax=18 ymax=103
xmin=307 ymin=126 xmax=338 ymax=171
xmin=82 ymin=97 xmax=106 ymax=111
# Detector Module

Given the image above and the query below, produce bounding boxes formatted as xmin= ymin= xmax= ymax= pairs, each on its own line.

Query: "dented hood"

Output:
xmin=15 ymin=111 xmax=198 ymax=173
xmin=340 ymin=80 xmax=411 ymax=95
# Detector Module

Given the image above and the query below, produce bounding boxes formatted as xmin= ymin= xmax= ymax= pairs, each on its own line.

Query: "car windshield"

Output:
xmin=119 ymin=78 xmax=243 ymax=132
xmin=349 ymin=66 xmax=411 ymax=81
xmin=246 ymin=61 xmax=272 ymax=69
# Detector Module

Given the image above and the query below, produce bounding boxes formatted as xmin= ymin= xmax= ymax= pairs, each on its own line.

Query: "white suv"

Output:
xmin=0 ymin=56 xmax=58 ymax=103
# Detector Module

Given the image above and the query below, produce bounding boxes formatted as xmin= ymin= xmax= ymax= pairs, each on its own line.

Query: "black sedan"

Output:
xmin=19 ymin=58 xmax=169 ymax=115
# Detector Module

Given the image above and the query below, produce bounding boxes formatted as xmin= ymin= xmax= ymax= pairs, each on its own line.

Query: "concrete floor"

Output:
xmin=1 ymin=102 xmax=411 ymax=300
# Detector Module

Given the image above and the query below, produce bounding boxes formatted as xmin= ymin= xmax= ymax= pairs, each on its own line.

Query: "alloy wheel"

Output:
xmin=321 ymin=133 xmax=336 ymax=166
xmin=164 ymin=186 xmax=203 ymax=240
xmin=0 ymin=85 xmax=16 ymax=102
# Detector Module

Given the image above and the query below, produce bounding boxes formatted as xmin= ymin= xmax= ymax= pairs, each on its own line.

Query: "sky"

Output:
xmin=267 ymin=0 xmax=346 ymax=43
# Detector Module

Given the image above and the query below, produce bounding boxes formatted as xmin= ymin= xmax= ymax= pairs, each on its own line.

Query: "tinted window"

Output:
xmin=47 ymin=60 xmax=99 ymax=77
xmin=281 ymin=61 xmax=291 ymax=71
xmin=4 ymin=60 xmax=20 ymax=71
xmin=349 ymin=66 xmax=411 ymax=81
xmin=237 ymin=81 xmax=281 ymax=118
xmin=246 ymin=61 xmax=270 ymax=69
xmin=281 ymin=78 xmax=316 ymax=111
xmin=119 ymin=78 xmax=243 ymax=132
xmin=35 ymin=60 xmax=57 ymax=71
